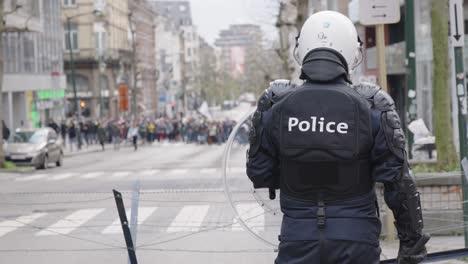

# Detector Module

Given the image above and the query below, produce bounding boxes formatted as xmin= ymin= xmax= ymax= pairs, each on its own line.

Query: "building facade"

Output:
xmin=129 ymin=0 xmax=158 ymax=117
xmin=214 ymin=24 xmax=263 ymax=78
xmin=150 ymin=0 xmax=201 ymax=114
xmin=155 ymin=15 xmax=182 ymax=116
xmin=61 ymin=0 xmax=132 ymax=120
xmin=1 ymin=0 xmax=66 ymax=130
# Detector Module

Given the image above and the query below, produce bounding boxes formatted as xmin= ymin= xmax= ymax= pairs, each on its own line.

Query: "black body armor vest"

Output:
xmin=270 ymin=83 xmax=375 ymax=202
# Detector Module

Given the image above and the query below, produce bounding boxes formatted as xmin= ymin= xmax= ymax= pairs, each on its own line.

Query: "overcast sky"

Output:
xmin=187 ymin=0 xmax=279 ymax=44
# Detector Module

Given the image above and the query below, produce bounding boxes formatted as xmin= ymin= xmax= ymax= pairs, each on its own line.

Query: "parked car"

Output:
xmin=4 ymin=128 xmax=63 ymax=169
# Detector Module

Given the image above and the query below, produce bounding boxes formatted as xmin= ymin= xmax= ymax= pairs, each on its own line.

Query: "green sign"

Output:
xmin=37 ymin=89 xmax=65 ymax=100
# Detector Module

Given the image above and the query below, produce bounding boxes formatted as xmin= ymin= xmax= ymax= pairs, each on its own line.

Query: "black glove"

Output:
xmin=397 ymin=234 xmax=430 ymax=264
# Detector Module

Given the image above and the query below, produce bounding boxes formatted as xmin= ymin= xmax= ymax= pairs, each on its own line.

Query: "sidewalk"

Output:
xmin=63 ymin=144 xmax=103 ymax=157
xmin=380 ymin=236 xmax=467 ymax=263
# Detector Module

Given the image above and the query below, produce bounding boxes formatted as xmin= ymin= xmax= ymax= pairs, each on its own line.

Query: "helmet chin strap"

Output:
xmin=293 ymin=34 xmax=302 ymax=66
xmin=293 ymin=44 xmax=301 ymax=66
xmin=350 ymin=37 xmax=364 ymax=74
xmin=350 ymin=48 xmax=363 ymax=74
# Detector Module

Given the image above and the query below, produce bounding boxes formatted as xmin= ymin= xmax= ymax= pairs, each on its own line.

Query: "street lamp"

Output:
xmin=66 ymin=10 xmax=104 ymax=117
xmin=128 ymin=12 xmax=138 ymax=117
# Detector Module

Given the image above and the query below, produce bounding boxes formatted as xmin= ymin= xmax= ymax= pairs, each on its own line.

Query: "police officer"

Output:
xmin=246 ymin=11 xmax=429 ymax=264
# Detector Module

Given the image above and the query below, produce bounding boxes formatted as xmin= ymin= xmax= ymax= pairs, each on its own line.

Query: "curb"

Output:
xmin=64 ymin=149 xmax=103 ymax=157
xmin=0 ymin=167 xmax=35 ymax=173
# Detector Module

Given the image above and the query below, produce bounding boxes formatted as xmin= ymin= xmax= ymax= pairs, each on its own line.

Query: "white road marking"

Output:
xmin=16 ymin=174 xmax=46 ymax=182
xmin=36 ymin=208 xmax=105 ymax=236
xmin=140 ymin=170 xmax=161 ymax=177
xmin=81 ymin=172 xmax=104 ymax=179
xmin=167 ymin=169 xmax=189 ymax=176
xmin=111 ymin=171 xmax=131 ymax=178
xmin=49 ymin=173 xmax=76 ymax=181
xmin=200 ymin=168 xmax=217 ymax=174
xmin=101 ymin=207 xmax=157 ymax=234
xmin=0 ymin=213 xmax=47 ymax=237
xmin=167 ymin=205 xmax=210 ymax=233
xmin=232 ymin=203 xmax=265 ymax=232
xmin=228 ymin=167 xmax=246 ymax=174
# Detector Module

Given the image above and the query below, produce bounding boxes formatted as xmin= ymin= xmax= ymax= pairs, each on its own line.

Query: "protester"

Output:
xmin=128 ymin=123 xmax=139 ymax=151
xmin=2 ymin=120 xmax=10 ymax=141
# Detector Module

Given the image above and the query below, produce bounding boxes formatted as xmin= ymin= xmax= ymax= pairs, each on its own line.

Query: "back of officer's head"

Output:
xmin=295 ymin=11 xmax=360 ymax=74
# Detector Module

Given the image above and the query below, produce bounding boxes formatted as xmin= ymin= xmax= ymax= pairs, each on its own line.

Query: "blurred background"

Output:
xmin=0 ymin=0 xmax=467 ymax=263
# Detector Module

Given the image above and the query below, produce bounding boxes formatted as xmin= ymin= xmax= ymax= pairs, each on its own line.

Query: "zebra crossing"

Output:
xmin=0 ymin=203 xmax=275 ymax=240
xmin=9 ymin=167 xmax=246 ymax=182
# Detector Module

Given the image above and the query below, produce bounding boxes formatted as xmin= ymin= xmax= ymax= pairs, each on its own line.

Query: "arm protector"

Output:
xmin=354 ymin=82 xmax=424 ymax=240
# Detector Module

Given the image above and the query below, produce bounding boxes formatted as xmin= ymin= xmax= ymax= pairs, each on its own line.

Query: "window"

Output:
xmin=95 ymin=31 xmax=107 ymax=54
xmin=23 ymin=34 xmax=35 ymax=72
xmin=63 ymin=0 xmax=77 ymax=7
xmin=94 ymin=22 xmax=107 ymax=54
xmin=30 ymin=0 xmax=41 ymax=18
xmin=64 ymin=23 xmax=78 ymax=51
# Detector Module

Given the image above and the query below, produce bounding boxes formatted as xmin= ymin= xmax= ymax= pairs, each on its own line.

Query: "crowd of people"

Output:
xmin=48 ymin=116 xmax=238 ymax=152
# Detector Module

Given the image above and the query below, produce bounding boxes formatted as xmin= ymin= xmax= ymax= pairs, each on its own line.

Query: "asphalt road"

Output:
xmin=0 ymin=142 xmax=280 ymax=264
xmin=0 ymin=142 xmax=465 ymax=263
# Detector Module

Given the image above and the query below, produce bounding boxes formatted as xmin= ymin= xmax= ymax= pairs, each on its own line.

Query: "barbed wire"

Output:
xmin=135 ymin=203 xmax=269 ymax=246
xmin=137 ymin=207 xmax=274 ymax=248
xmin=138 ymin=248 xmax=274 ymax=253
xmin=0 ymin=196 xmax=115 ymax=206
xmin=0 ymin=215 xmax=125 ymax=250
xmin=0 ymin=248 xmax=123 ymax=253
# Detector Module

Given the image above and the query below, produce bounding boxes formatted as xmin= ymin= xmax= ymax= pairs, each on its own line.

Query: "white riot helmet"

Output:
xmin=295 ymin=11 xmax=361 ymax=73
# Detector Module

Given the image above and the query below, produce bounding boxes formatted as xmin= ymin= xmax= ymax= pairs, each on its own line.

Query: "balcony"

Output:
xmin=366 ymin=41 xmax=406 ymax=75
xmin=63 ymin=48 xmax=132 ymax=65
xmin=4 ymin=0 xmax=42 ymax=32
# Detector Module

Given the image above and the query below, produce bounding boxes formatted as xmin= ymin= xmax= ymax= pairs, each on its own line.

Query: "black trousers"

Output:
xmin=132 ymin=136 xmax=138 ymax=150
xmin=275 ymin=239 xmax=381 ymax=264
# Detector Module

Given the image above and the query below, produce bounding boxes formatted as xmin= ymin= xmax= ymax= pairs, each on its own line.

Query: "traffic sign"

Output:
xmin=450 ymin=0 xmax=465 ymax=47
xmin=359 ymin=0 xmax=401 ymax=25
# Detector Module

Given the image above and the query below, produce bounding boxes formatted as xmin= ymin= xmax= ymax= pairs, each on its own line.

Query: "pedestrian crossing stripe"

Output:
xmin=102 ymin=207 xmax=157 ymax=234
xmin=167 ymin=169 xmax=189 ymax=176
xmin=48 ymin=173 xmax=76 ymax=181
xmin=0 ymin=213 xmax=47 ymax=237
xmin=200 ymin=168 xmax=217 ymax=174
xmin=11 ymin=167 xmax=247 ymax=182
xmin=16 ymin=174 xmax=47 ymax=182
xmin=140 ymin=170 xmax=161 ymax=177
xmin=167 ymin=205 xmax=210 ymax=233
xmin=0 ymin=203 xmax=270 ymax=239
xmin=111 ymin=171 xmax=131 ymax=178
xmin=81 ymin=172 xmax=104 ymax=179
xmin=36 ymin=208 xmax=105 ymax=236
xmin=232 ymin=204 xmax=265 ymax=233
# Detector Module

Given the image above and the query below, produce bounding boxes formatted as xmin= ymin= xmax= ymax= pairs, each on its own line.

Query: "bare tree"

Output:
xmin=431 ymin=0 xmax=458 ymax=169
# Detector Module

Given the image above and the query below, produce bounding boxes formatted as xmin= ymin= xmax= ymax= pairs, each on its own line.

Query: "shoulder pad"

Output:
xmin=352 ymin=82 xmax=395 ymax=111
xmin=354 ymin=82 xmax=404 ymax=159
xmin=374 ymin=89 xmax=396 ymax=111
xmin=352 ymin=82 xmax=380 ymax=100
xmin=257 ymin=80 xmax=295 ymax=112
xmin=268 ymin=79 xmax=295 ymax=104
